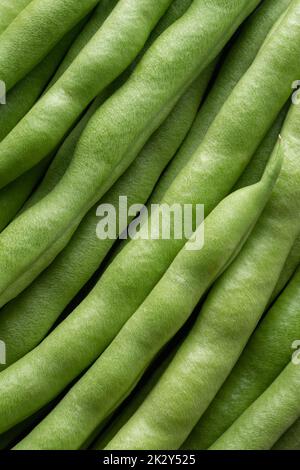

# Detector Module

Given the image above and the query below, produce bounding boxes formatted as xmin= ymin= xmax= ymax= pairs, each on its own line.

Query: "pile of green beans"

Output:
xmin=11 ymin=147 xmax=282 ymax=449
xmin=0 ymin=0 xmax=261 ymax=310
xmin=0 ymin=0 xmax=299 ymax=452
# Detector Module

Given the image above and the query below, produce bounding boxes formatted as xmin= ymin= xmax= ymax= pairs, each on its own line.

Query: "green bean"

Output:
xmin=150 ymin=0 xmax=291 ymax=203
xmin=0 ymin=21 xmax=85 ymax=142
xmin=23 ymin=0 xmax=195 ymax=210
xmin=273 ymin=418 xmax=300 ymax=450
xmin=106 ymin=126 xmax=300 ymax=450
xmin=0 ymin=159 xmax=50 ymax=233
xmin=233 ymin=105 xmax=288 ymax=190
xmin=93 ymin=348 xmax=177 ymax=450
xmin=92 ymin=318 xmax=196 ymax=450
xmin=181 ymin=103 xmax=300 ymax=451
xmin=0 ymin=0 xmax=261 ymax=307
xmin=210 ymin=362 xmax=300 ymax=450
xmin=270 ymin=234 xmax=300 ymax=302
xmin=0 ymin=0 xmax=173 ymax=188
xmin=0 ymin=71 xmax=211 ymax=369
xmin=12 ymin=149 xmax=282 ymax=449
xmin=0 ymin=0 xmax=100 ymax=91
xmin=0 ymin=0 xmax=32 ymax=35
xmin=47 ymin=0 xmax=120 ymax=85
xmin=185 ymin=265 xmax=300 ymax=449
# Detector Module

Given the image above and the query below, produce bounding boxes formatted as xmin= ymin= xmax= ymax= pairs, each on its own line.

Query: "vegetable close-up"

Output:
xmin=0 ymin=0 xmax=299 ymax=458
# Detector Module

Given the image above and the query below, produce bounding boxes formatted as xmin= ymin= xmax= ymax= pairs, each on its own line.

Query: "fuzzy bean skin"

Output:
xmin=0 ymin=22 xmax=85 ymax=142
xmin=233 ymin=106 xmax=288 ymax=190
xmin=22 ymin=91 xmax=113 ymax=210
xmin=271 ymin=234 xmax=300 ymax=302
xmin=0 ymin=0 xmax=32 ymax=34
xmin=92 ymin=351 xmax=176 ymax=450
xmin=0 ymin=0 xmax=173 ymax=188
xmin=0 ymin=0 xmax=100 ymax=91
xmin=47 ymin=0 xmax=120 ymax=84
xmin=12 ymin=151 xmax=281 ymax=449
xmin=210 ymin=362 xmax=300 ymax=450
xmin=273 ymin=418 xmax=300 ymax=450
xmin=182 ymin=103 xmax=300 ymax=451
xmin=0 ymin=159 xmax=50 ymax=233
xmin=0 ymin=0 xmax=261 ymax=307
xmin=150 ymin=0 xmax=291 ymax=203
xmin=0 ymin=72 xmax=211 ymax=370
xmin=186 ymin=266 xmax=300 ymax=449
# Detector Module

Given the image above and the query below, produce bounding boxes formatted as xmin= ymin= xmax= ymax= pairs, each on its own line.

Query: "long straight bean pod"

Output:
xmin=185 ymin=266 xmax=300 ymax=449
xmin=23 ymin=0 xmax=198 ymax=210
xmin=150 ymin=0 xmax=291 ymax=203
xmin=210 ymin=362 xmax=300 ymax=450
xmin=273 ymin=418 xmax=300 ymax=450
xmin=0 ymin=72 xmax=211 ymax=369
xmin=0 ymin=0 xmax=262 ymax=307
xmin=0 ymin=0 xmax=32 ymax=35
xmin=181 ymin=102 xmax=300 ymax=450
xmin=0 ymin=20 xmax=85 ymax=142
xmin=0 ymin=0 xmax=174 ymax=188
xmin=271 ymin=234 xmax=300 ymax=302
xmin=11 ymin=150 xmax=281 ymax=449
xmin=0 ymin=0 xmax=100 ymax=91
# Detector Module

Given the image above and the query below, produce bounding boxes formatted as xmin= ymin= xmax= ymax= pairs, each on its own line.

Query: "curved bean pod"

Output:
xmin=47 ymin=0 xmax=120 ymax=85
xmin=150 ymin=0 xmax=291 ymax=203
xmin=12 ymin=149 xmax=282 ymax=449
xmin=186 ymin=265 xmax=300 ymax=449
xmin=0 ymin=21 xmax=85 ymax=142
xmin=181 ymin=102 xmax=300 ymax=450
xmin=0 ymin=0 xmax=32 ymax=35
xmin=92 ymin=350 xmax=175 ymax=450
xmin=0 ymin=159 xmax=50 ymax=233
xmin=0 ymin=0 xmax=173 ymax=188
xmin=210 ymin=362 xmax=300 ymax=450
xmin=233 ymin=105 xmax=288 ymax=190
xmin=0 ymin=71 xmax=211 ymax=369
xmin=0 ymin=0 xmax=100 ymax=91
xmin=0 ymin=0 xmax=261 ymax=306
xmin=271 ymin=234 xmax=300 ymax=302
xmin=273 ymin=418 xmax=300 ymax=450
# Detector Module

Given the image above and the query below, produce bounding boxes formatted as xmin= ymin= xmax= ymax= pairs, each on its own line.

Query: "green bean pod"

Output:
xmin=185 ymin=265 xmax=300 ymax=449
xmin=0 ymin=159 xmax=51 ymax=234
xmin=47 ymin=0 xmax=120 ymax=85
xmin=0 ymin=0 xmax=32 ymax=35
xmin=271 ymin=234 xmax=300 ymax=302
xmin=92 ymin=350 xmax=176 ymax=450
xmin=181 ymin=103 xmax=300 ymax=451
xmin=12 ymin=148 xmax=282 ymax=449
xmin=0 ymin=0 xmax=101 ymax=91
xmin=150 ymin=0 xmax=291 ymax=203
xmin=0 ymin=71 xmax=211 ymax=370
xmin=0 ymin=0 xmax=174 ymax=188
xmin=273 ymin=418 xmax=300 ymax=450
xmin=233 ymin=105 xmax=288 ymax=190
xmin=0 ymin=0 xmax=261 ymax=307
xmin=0 ymin=21 xmax=86 ymax=142
xmin=210 ymin=362 xmax=300 ymax=450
